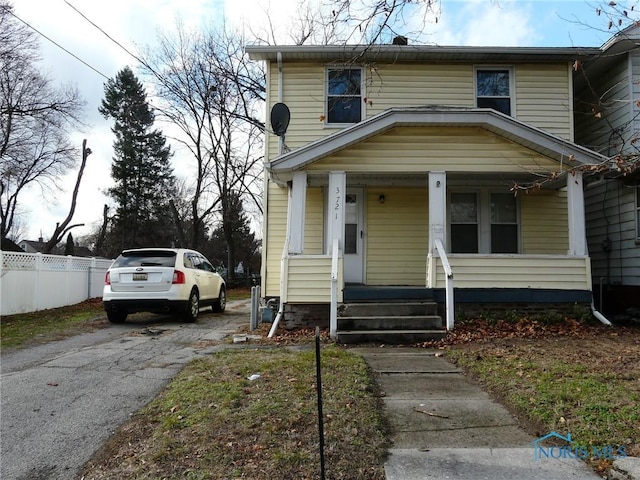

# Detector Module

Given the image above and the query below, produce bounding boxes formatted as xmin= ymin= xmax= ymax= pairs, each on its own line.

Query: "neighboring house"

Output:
xmin=18 ymin=237 xmax=50 ymax=253
xmin=16 ymin=238 xmax=93 ymax=257
xmin=574 ymin=25 xmax=640 ymax=316
xmin=246 ymin=41 xmax=606 ymax=339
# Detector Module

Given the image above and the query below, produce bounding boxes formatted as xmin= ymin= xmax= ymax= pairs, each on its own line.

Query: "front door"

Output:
xmin=344 ymin=188 xmax=364 ymax=283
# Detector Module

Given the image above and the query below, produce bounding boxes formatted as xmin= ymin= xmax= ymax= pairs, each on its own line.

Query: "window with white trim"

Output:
xmin=476 ymin=68 xmax=512 ymax=116
xmin=450 ymin=192 xmax=479 ymax=253
xmin=490 ymin=192 xmax=518 ymax=253
xmin=449 ymin=190 xmax=519 ymax=253
xmin=326 ymin=67 xmax=362 ymax=124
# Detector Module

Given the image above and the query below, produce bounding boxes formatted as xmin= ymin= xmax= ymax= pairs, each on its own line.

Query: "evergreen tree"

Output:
xmin=64 ymin=232 xmax=74 ymax=256
xmin=99 ymin=67 xmax=176 ymax=254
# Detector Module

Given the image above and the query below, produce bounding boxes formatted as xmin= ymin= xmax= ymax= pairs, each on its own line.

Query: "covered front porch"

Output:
xmin=272 ymin=168 xmax=593 ymax=339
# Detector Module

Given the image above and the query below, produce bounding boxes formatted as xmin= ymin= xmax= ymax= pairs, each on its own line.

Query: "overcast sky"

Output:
xmin=10 ymin=0 xmax=609 ymax=244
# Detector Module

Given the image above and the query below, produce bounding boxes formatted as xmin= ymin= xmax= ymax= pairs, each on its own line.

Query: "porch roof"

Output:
xmin=266 ymin=107 xmax=608 ymax=174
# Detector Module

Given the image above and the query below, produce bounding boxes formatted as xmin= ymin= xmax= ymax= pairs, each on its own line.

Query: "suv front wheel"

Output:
xmin=183 ymin=288 xmax=199 ymax=322
xmin=212 ymin=287 xmax=226 ymax=313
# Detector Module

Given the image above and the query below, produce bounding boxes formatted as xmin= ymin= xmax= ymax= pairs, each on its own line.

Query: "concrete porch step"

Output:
xmin=338 ymin=315 xmax=443 ymax=330
xmin=337 ymin=329 xmax=447 ymax=344
xmin=343 ymin=286 xmax=435 ymax=303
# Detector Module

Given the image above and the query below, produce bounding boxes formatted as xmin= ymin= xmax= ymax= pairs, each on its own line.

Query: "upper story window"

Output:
xmin=476 ymin=68 xmax=512 ymax=116
xmin=327 ymin=67 xmax=362 ymax=124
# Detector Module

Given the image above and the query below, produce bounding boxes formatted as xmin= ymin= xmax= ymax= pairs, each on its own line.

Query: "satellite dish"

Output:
xmin=270 ymin=102 xmax=290 ymax=137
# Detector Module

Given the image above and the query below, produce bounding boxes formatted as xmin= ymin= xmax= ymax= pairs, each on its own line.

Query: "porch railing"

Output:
xmin=434 ymin=239 xmax=455 ymax=330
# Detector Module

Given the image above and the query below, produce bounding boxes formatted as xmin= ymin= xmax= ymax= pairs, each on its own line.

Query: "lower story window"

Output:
xmin=450 ymin=190 xmax=519 ymax=253
xmin=450 ymin=192 xmax=479 ymax=253
xmin=490 ymin=193 xmax=518 ymax=253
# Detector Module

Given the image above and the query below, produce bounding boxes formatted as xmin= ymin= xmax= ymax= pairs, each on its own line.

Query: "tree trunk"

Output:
xmin=95 ymin=204 xmax=109 ymax=257
xmin=169 ymin=199 xmax=186 ymax=248
xmin=42 ymin=140 xmax=91 ymax=253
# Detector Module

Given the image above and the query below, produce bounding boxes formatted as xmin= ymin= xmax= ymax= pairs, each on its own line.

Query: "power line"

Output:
xmin=63 ymin=1 xmax=164 ymax=81
xmin=1 ymin=4 xmax=110 ymax=80
xmin=63 ymin=1 xmax=146 ymax=67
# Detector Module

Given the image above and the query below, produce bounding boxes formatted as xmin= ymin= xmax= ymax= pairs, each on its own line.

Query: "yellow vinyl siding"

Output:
xmin=521 ymin=190 xmax=569 ymax=254
xmin=265 ymin=183 xmax=288 ymax=297
xmin=366 ymin=64 xmax=474 ymax=115
xmin=307 ymin=126 xmax=562 ymax=173
xmin=267 ymin=62 xmax=327 ymax=160
xmin=304 ymin=187 xmax=324 ymax=254
xmin=515 ymin=64 xmax=572 ymax=140
xmin=285 ymin=256 xmax=342 ymax=302
xmin=433 ymin=255 xmax=590 ymax=289
xmin=265 ymin=61 xmax=573 ymax=163
xmin=367 ymin=187 xmax=428 ymax=285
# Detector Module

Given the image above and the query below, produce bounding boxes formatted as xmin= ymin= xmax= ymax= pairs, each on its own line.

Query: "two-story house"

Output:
xmin=575 ymin=25 xmax=640 ymax=318
xmin=246 ymin=41 xmax=606 ymax=341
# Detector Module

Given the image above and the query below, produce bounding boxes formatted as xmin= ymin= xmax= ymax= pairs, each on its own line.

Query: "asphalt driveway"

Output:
xmin=0 ymin=300 xmax=250 ymax=480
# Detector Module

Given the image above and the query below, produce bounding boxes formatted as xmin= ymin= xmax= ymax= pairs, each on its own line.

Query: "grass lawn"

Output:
xmin=0 ymin=298 xmax=107 ymax=349
xmin=0 ymin=288 xmax=252 ymax=350
xmin=79 ymin=346 xmax=389 ymax=480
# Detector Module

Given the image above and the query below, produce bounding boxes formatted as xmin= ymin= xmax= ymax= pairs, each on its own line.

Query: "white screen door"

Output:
xmin=344 ymin=188 xmax=364 ymax=283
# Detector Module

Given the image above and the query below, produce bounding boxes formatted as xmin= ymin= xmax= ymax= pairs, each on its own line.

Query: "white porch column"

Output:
xmin=289 ymin=171 xmax=307 ymax=254
xmin=327 ymin=171 xmax=346 ymax=254
xmin=567 ymin=170 xmax=587 ymax=256
xmin=428 ymin=171 xmax=447 ymax=253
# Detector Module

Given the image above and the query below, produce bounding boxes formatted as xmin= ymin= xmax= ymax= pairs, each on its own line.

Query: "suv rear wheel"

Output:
xmin=107 ymin=310 xmax=128 ymax=324
xmin=183 ymin=288 xmax=199 ymax=322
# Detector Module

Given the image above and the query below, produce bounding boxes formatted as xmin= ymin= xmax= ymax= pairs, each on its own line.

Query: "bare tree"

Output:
xmin=320 ymin=0 xmax=442 ymax=44
xmin=0 ymin=1 xmax=85 ymax=239
xmin=140 ymin=22 xmax=264 ymax=251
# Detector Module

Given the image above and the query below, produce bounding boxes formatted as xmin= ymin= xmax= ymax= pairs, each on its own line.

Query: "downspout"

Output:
xmin=268 ymin=190 xmax=290 ymax=337
xmin=591 ymin=301 xmax=613 ymax=326
xmin=268 ymin=51 xmax=286 ymax=337
xmin=586 ymin=239 xmax=612 ymax=327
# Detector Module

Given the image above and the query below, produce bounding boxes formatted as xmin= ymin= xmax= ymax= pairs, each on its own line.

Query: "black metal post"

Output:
xmin=315 ymin=326 xmax=326 ymax=480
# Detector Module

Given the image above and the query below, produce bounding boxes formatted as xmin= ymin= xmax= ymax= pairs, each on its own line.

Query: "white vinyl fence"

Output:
xmin=0 ymin=251 xmax=113 ymax=316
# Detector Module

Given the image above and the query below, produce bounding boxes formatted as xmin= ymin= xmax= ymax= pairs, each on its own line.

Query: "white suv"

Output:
xmin=103 ymin=248 xmax=226 ymax=323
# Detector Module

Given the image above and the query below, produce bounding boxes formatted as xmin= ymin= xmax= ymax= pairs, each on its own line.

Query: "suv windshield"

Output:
xmin=112 ymin=250 xmax=177 ymax=268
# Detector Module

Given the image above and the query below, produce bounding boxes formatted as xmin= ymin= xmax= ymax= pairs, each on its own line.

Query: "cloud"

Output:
xmin=424 ymin=0 xmax=538 ymax=46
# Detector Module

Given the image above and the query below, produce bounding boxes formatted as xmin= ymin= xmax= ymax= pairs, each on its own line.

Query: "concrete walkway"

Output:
xmin=349 ymin=347 xmax=604 ymax=480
